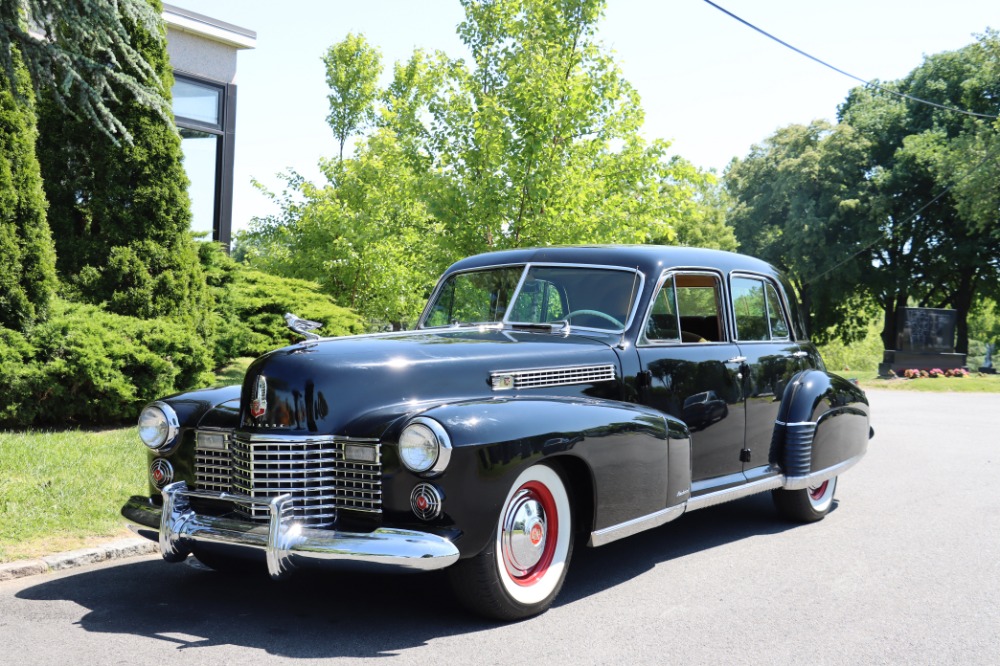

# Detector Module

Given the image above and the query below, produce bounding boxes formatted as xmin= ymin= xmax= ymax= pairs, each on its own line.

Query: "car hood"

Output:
xmin=239 ymin=329 xmax=621 ymax=437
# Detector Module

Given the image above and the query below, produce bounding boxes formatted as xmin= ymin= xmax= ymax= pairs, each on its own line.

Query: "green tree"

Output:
xmin=727 ymin=32 xmax=1000 ymax=353
xmin=324 ymin=33 xmax=383 ymax=161
xmin=241 ymin=0 xmax=734 ymax=327
xmin=36 ymin=0 xmax=209 ymax=321
xmin=837 ymin=31 xmax=1000 ymax=353
xmin=725 ymin=120 xmax=876 ymax=340
xmin=1 ymin=0 xmax=169 ymax=141
xmin=0 ymin=48 xmax=56 ymax=331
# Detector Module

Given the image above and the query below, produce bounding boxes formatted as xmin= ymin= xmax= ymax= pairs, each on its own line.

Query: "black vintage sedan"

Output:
xmin=122 ymin=245 xmax=871 ymax=620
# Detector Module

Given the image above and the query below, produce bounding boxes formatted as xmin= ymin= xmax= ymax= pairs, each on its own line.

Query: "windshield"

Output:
xmin=422 ymin=264 xmax=641 ymax=332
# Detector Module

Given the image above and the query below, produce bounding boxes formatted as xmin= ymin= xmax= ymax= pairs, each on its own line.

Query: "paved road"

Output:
xmin=2 ymin=390 xmax=998 ymax=665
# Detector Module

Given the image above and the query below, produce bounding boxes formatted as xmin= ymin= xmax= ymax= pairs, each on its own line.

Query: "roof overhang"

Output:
xmin=162 ymin=3 xmax=256 ymax=50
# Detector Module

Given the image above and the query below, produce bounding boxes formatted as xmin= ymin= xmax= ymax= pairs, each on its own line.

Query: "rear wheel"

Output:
xmin=772 ymin=476 xmax=838 ymax=522
xmin=449 ymin=464 xmax=573 ymax=621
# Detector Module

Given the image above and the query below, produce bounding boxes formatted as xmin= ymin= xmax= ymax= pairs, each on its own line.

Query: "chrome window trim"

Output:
xmin=636 ymin=267 xmax=730 ymax=349
xmin=417 ymin=262 xmax=646 ymax=334
xmin=728 ymin=271 xmax=793 ymax=343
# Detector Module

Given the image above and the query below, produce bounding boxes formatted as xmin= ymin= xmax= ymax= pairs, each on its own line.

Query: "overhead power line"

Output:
xmin=701 ymin=0 xmax=1000 ymax=121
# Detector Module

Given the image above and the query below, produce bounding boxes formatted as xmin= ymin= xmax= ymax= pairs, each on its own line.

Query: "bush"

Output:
xmin=0 ymin=299 xmax=214 ymax=427
xmin=200 ymin=242 xmax=364 ymax=363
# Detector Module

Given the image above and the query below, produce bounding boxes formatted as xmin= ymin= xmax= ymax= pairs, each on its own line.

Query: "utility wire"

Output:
xmin=702 ymin=0 xmax=1000 ymax=121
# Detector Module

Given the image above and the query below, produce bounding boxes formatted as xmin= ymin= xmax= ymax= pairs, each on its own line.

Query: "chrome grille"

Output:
xmin=492 ymin=364 xmax=616 ymax=390
xmin=195 ymin=432 xmax=231 ymax=493
xmin=230 ymin=433 xmax=381 ymax=526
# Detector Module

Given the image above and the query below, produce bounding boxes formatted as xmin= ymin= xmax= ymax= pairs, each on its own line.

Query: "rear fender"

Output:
xmin=772 ymin=370 xmax=870 ymax=487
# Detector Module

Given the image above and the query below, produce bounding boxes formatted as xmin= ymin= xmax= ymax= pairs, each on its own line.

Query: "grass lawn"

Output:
xmin=0 ymin=357 xmax=254 ymax=563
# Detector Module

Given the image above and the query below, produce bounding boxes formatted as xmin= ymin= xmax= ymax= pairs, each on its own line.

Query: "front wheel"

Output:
xmin=449 ymin=464 xmax=573 ymax=621
xmin=772 ymin=476 xmax=837 ymax=522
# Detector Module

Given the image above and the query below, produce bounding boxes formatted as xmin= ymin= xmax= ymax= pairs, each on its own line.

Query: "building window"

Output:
xmin=172 ymin=73 xmax=235 ymax=247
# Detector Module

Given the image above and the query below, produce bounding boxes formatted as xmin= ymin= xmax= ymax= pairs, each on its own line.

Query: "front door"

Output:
xmin=636 ymin=271 xmax=746 ymax=495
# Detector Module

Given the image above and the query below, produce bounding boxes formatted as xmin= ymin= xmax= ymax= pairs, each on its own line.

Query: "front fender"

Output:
xmin=773 ymin=370 xmax=870 ymax=477
xmin=385 ymin=397 xmax=690 ymax=558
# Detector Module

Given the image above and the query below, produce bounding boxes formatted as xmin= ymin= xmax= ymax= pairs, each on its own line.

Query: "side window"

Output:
xmin=764 ymin=282 xmax=790 ymax=339
xmin=643 ymin=273 xmax=723 ymax=344
xmin=731 ymin=276 xmax=791 ymax=341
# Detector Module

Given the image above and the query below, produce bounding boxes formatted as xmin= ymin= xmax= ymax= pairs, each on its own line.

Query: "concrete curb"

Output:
xmin=0 ymin=538 xmax=159 ymax=583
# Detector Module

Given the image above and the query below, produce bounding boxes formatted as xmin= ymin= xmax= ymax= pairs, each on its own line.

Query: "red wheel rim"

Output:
xmin=505 ymin=480 xmax=559 ymax=587
xmin=809 ymin=481 xmax=829 ymax=501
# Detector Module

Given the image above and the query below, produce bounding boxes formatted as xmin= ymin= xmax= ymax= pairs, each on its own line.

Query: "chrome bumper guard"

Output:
xmin=123 ymin=481 xmax=459 ymax=579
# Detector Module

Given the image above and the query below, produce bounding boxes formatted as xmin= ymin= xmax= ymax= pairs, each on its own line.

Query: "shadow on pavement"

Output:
xmin=16 ymin=493 xmax=812 ymax=658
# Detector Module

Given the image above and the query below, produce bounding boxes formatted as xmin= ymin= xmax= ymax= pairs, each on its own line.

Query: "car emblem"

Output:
xmin=250 ymin=375 xmax=267 ymax=418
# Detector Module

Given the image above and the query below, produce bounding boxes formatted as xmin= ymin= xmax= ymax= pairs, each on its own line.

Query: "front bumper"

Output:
xmin=122 ymin=481 xmax=460 ymax=579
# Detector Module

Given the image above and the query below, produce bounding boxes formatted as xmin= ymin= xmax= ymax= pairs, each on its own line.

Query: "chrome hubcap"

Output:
xmin=502 ymin=490 xmax=547 ymax=575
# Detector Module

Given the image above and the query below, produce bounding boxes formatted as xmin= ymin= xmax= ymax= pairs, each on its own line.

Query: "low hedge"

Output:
xmin=0 ymin=247 xmax=364 ymax=427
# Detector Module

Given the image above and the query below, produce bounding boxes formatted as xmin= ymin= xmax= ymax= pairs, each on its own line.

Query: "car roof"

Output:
xmin=444 ymin=245 xmax=779 ymax=279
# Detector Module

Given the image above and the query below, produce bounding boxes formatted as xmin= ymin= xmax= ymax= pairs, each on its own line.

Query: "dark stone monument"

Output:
xmin=878 ymin=307 xmax=967 ymax=376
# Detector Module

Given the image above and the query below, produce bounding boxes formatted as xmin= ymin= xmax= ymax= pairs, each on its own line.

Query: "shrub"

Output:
xmin=200 ymin=242 xmax=364 ymax=363
xmin=0 ymin=299 xmax=213 ymax=427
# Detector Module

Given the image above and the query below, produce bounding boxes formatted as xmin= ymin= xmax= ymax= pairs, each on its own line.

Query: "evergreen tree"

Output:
xmin=37 ymin=0 xmax=208 ymax=319
xmin=0 ymin=48 xmax=57 ymax=331
xmin=1 ymin=0 xmax=169 ymax=141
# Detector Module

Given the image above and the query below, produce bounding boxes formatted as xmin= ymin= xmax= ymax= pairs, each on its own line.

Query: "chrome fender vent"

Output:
xmin=491 ymin=364 xmax=616 ymax=391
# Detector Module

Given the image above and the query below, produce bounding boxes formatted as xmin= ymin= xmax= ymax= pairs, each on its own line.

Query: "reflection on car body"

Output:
xmin=121 ymin=245 xmax=871 ymax=620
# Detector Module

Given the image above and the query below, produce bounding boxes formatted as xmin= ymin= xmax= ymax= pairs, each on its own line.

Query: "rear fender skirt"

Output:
xmin=401 ymin=396 xmax=690 ymax=558
xmin=772 ymin=370 xmax=870 ymax=479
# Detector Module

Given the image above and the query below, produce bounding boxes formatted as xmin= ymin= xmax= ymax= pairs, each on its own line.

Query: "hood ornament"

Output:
xmin=284 ymin=312 xmax=323 ymax=341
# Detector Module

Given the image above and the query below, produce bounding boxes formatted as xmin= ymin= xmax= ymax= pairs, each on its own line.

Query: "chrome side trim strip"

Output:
xmin=775 ymin=420 xmax=818 ymax=427
xmin=685 ymin=474 xmax=785 ymax=512
xmin=588 ymin=504 xmax=686 ymax=547
xmin=135 ymin=482 xmax=459 ymax=578
xmin=783 ymin=453 xmax=865 ymax=491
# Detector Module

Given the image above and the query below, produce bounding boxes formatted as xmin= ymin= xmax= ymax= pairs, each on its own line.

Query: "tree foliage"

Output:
xmin=726 ymin=31 xmax=1000 ymax=352
xmin=324 ymin=32 xmax=383 ymax=161
xmin=0 ymin=0 xmax=170 ymax=141
xmin=36 ymin=0 xmax=209 ymax=322
xmin=0 ymin=47 xmax=57 ymax=332
xmin=239 ymin=0 xmax=734 ymax=327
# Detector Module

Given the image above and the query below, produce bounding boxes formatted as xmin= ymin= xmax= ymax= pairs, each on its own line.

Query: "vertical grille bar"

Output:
xmin=211 ymin=433 xmax=382 ymax=527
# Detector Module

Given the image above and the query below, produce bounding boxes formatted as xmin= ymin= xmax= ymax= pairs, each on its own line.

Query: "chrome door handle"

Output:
xmin=726 ymin=356 xmax=747 ymax=364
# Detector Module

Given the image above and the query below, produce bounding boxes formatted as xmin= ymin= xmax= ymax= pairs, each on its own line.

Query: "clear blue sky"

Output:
xmin=175 ymin=0 xmax=994 ymax=234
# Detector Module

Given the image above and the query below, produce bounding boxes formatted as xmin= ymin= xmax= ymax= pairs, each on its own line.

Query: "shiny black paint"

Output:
xmin=135 ymin=245 xmax=871 ymax=560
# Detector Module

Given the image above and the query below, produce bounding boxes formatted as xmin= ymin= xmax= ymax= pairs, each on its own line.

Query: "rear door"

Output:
xmin=729 ymin=273 xmax=803 ymax=482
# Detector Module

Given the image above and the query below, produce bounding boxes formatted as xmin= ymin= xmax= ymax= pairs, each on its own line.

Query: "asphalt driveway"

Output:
xmin=1 ymin=389 xmax=997 ymax=665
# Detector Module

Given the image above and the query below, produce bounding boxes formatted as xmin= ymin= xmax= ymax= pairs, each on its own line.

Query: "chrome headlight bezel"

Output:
xmin=137 ymin=401 xmax=180 ymax=451
xmin=398 ymin=416 xmax=452 ymax=476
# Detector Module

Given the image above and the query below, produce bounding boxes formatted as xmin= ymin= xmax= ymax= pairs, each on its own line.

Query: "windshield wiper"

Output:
xmin=506 ymin=321 xmax=572 ymax=334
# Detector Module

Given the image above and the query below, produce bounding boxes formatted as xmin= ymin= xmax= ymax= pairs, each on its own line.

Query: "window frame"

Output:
xmin=728 ymin=272 xmax=793 ymax=343
xmin=418 ymin=262 xmax=646 ymax=334
xmin=637 ymin=269 xmax=730 ymax=347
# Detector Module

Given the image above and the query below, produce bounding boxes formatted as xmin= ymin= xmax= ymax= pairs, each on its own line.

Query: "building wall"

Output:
xmin=162 ymin=4 xmax=255 ymax=248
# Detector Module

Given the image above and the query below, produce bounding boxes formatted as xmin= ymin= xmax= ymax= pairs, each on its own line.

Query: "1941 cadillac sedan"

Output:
xmin=122 ymin=245 xmax=872 ymax=620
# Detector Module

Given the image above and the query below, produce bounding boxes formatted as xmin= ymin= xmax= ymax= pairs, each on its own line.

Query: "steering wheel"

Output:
xmin=563 ymin=309 xmax=624 ymax=328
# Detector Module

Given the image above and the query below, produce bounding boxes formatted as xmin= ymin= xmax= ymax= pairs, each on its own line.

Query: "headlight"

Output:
xmin=399 ymin=417 xmax=452 ymax=475
xmin=137 ymin=402 xmax=179 ymax=451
